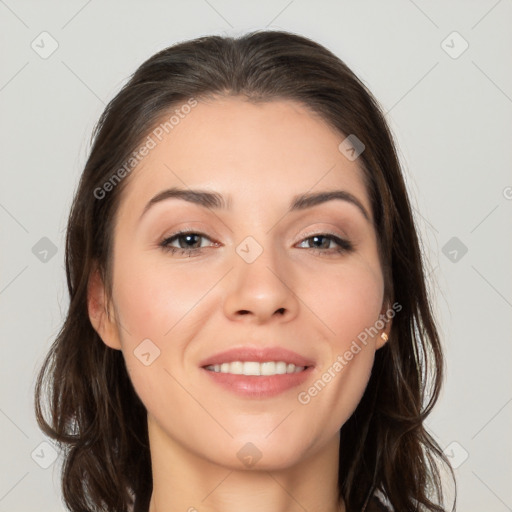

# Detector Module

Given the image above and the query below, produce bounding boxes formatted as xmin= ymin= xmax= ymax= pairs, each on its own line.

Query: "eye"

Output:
xmin=159 ymin=231 xmax=354 ymax=257
xmin=159 ymin=231 xmax=217 ymax=257
xmin=296 ymin=233 xmax=354 ymax=255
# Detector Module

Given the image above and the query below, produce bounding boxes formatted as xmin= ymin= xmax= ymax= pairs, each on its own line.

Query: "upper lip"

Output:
xmin=199 ymin=346 xmax=315 ymax=368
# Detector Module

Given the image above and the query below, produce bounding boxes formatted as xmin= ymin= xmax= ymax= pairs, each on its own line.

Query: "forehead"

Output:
xmin=116 ymin=96 xmax=371 ymax=222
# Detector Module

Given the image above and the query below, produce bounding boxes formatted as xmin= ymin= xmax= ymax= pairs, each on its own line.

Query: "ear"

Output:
xmin=375 ymin=301 xmax=392 ymax=350
xmin=87 ymin=265 xmax=122 ymax=350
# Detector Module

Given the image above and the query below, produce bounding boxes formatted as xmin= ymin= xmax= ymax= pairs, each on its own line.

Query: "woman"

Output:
xmin=34 ymin=30 xmax=455 ymax=512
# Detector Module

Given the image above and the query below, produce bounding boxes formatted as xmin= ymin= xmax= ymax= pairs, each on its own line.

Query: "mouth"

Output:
xmin=199 ymin=346 xmax=315 ymax=398
xmin=204 ymin=361 xmax=307 ymax=375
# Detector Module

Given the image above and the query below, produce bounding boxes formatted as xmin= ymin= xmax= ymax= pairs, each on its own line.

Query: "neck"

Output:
xmin=147 ymin=414 xmax=345 ymax=512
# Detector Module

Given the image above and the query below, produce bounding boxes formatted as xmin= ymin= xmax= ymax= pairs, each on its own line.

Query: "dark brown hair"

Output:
xmin=34 ymin=30 xmax=455 ymax=512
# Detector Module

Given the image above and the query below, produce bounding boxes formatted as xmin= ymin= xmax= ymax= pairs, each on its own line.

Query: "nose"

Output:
xmin=222 ymin=242 xmax=299 ymax=324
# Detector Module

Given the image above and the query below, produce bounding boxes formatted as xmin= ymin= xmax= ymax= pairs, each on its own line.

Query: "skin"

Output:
xmin=88 ymin=96 xmax=391 ymax=512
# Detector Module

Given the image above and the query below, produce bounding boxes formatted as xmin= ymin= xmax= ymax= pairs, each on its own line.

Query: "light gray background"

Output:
xmin=1 ymin=1 xmax=511 ymax=511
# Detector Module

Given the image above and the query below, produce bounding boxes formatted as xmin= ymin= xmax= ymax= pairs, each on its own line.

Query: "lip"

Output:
xmin=199 ymin=346 xmax=315 ymax=368
xmin=202 ymin=366 xmax=314 ymax=398
xmin=199 ymin=346 xmax=316 ymax=399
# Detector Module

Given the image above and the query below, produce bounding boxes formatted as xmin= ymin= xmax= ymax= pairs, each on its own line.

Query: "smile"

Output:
xmin=204 ymin=361 xmax=306 ymax=376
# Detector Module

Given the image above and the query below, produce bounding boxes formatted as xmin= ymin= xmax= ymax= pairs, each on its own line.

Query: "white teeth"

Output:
xmin=230 ymin=361 xmax=243 ymax=374
xmin=244 ymin=361 xmax=261 ymax=375
xmin=275 ymin=361 xmax=287 ymax=374
xmin=261 ymin=362 xmax=276 ymax=376
xmin=205 ymin=361 xmax=306 ymax=376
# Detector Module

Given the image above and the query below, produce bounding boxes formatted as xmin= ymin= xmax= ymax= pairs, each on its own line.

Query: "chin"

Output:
xmin=204 ymin=433 xmax=311 ymax=472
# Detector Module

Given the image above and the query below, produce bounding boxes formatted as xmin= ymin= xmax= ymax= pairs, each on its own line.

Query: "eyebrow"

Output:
xmin=139 ymin=187 xmax=371 ymax=222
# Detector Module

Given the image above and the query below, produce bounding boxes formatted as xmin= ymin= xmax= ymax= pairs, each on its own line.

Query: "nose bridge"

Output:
xmin=222 ymin=231 xmax=298 ymax=322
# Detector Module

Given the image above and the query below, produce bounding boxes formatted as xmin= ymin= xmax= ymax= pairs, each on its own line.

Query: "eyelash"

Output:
xmin=158 ymin=230 xmax=354 ymax=257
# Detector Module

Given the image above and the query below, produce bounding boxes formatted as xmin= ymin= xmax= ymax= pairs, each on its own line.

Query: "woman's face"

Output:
xmin=91 ymin=96 xmax=389 ymax=469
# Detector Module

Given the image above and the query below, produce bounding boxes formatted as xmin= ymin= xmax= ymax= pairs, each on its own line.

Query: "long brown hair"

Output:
xmin=34 ymin=30 xmax=455 ymax=512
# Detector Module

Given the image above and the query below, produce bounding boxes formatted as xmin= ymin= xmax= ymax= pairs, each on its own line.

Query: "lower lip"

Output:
xmin=201 ymin=366 xmax=314 ymax=398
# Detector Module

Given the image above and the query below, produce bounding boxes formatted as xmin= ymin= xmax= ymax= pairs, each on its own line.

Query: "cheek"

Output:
xmin=112 ymin=252 xmax=218 ymax=347
xmin=297 ymin=260 xmax=383 ymax=427
xmin=306 ymin=258 xmax=384 ymax=346
xmin=110 ymin=253 xmax=213 ymax=411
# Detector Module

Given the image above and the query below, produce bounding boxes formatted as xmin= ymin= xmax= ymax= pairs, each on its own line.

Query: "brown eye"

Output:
xmin=159 ymin=231 xmax=216 ymax=256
